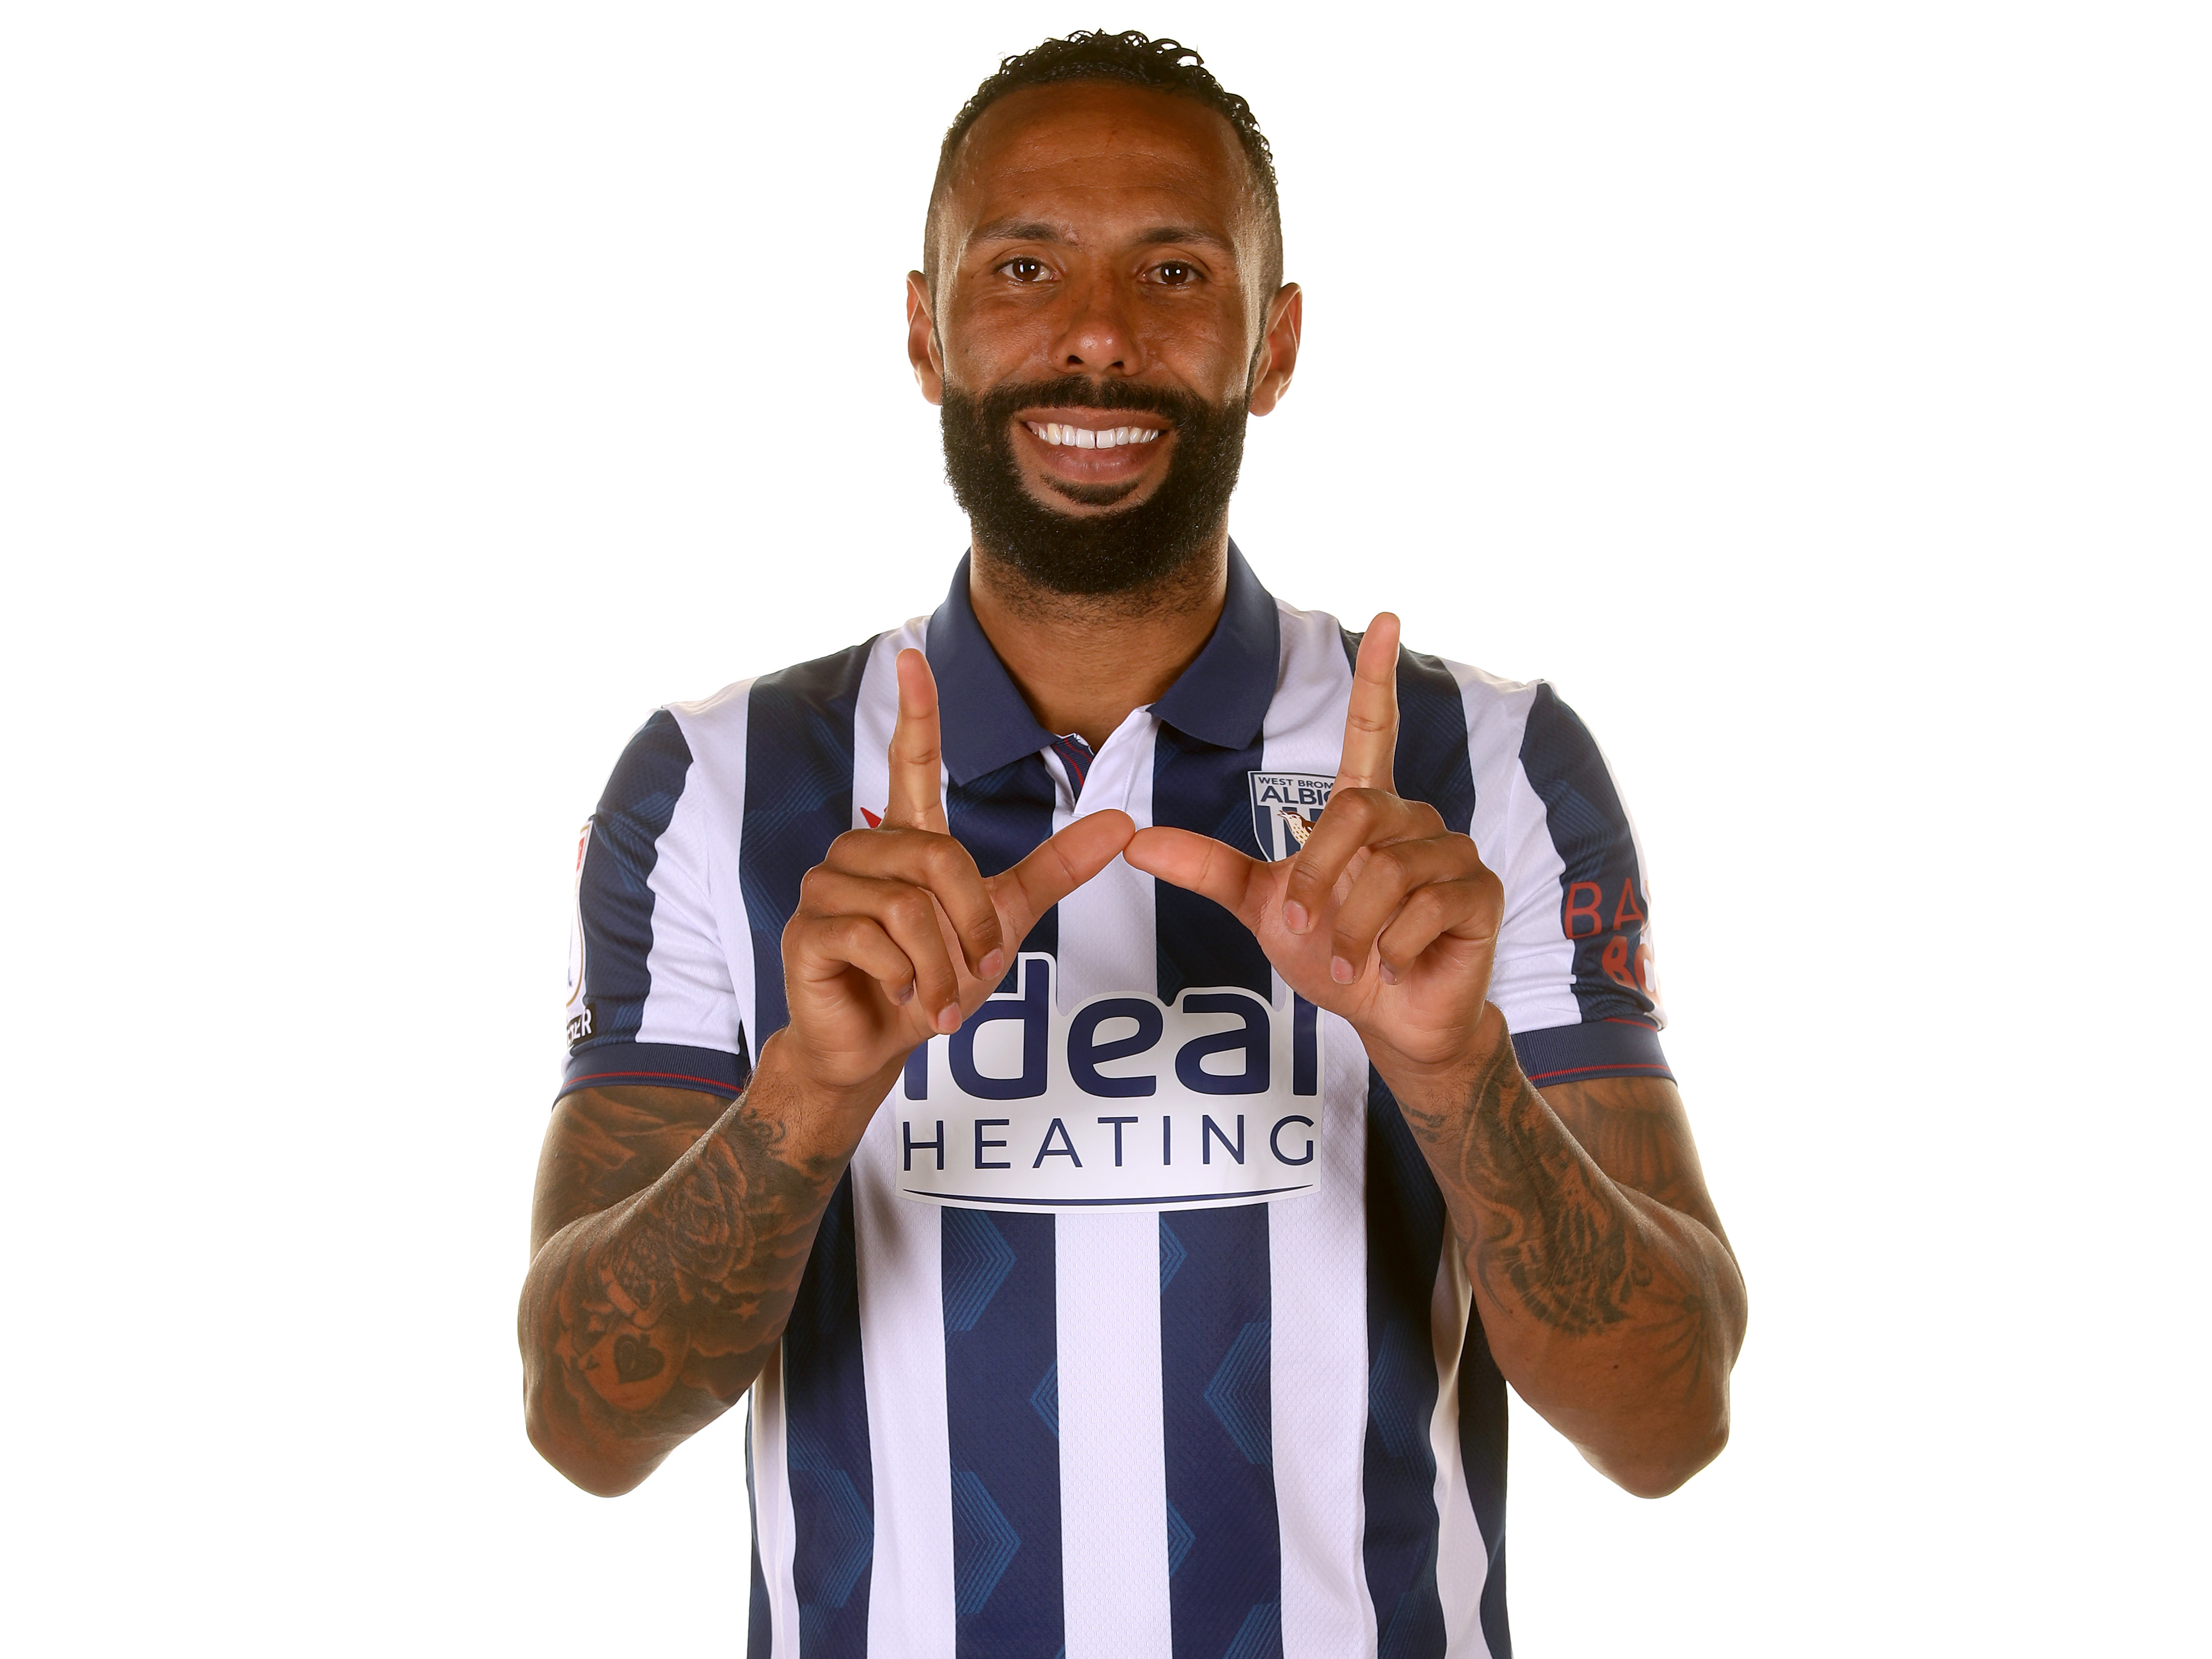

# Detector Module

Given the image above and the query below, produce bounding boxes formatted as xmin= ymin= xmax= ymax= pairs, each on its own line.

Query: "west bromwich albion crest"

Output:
xmin=1248 ymin=770 xmax=1333 ymax=861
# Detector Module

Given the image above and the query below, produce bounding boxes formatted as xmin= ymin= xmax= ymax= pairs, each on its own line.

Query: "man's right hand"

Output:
xmin=772 ymin=646 xmax=1133 ymax=1115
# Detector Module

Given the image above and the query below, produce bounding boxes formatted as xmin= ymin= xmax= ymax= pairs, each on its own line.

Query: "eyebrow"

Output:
xmin=970 ymin=218 xmax=1068 ymax=245
xmin=967 ymin=219 xmax=1237 ymax=255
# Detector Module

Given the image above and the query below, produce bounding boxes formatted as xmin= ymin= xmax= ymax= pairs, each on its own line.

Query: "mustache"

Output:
xmin=961 ymin=376 xmax=1220 ymax=428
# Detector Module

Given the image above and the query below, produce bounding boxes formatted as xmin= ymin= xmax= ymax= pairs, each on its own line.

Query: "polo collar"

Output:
xmin=925 ymin=541 xmax=1282 ymax=785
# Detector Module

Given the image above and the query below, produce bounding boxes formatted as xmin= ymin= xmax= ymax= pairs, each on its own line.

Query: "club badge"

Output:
xmin=1248 ymin=771 xmax=1333 ymax=861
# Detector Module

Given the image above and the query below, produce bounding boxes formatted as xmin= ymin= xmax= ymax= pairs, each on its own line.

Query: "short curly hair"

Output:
xmin=923 ymin=30 xmax=1283 ymax=297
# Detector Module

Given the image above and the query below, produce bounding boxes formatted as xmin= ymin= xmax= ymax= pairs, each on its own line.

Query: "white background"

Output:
xmin=3 ymin=3 xmax=2204 ymax=1652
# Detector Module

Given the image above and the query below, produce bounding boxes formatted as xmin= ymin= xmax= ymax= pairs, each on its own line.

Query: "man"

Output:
xmin=521 ymin=30 xmax=1745 ymax=1659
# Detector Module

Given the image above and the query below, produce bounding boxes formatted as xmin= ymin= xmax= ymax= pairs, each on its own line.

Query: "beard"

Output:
xmin=939 ymin=373 xmax=1251 ymax=597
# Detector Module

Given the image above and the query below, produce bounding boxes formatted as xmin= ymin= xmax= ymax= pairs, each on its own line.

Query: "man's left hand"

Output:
xmin=1125 ymin=613 xmax=1505 ymax=1095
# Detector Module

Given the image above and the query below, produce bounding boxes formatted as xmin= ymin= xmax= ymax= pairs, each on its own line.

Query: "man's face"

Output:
xmin=908 ymin=81 xmax=1300 ymax=594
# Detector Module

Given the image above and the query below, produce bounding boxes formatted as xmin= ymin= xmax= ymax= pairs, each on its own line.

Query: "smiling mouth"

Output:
xmin=1022 ymin=420 xmax=1166 ymax=451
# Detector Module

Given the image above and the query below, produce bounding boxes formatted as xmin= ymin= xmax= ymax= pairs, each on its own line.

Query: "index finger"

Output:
xmin=884 ymin=648 xmax=949 ymax=833
xmin=1335 ymin=613 xmax=1401 ymax=793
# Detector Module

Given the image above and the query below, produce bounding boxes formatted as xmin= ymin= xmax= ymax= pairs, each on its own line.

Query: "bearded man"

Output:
xmin=520 ymin=31 xmax=1746 ymax=1659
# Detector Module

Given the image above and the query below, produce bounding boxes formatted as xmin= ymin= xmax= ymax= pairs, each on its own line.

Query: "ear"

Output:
xmin=1247 ymin=282 xmax=1303 ymax=417
xmin=906 ymin=272 xmax=945 ymax=406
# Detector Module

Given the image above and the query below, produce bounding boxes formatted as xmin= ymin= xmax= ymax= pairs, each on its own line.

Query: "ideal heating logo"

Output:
xmin=895 ymin=953 xmax=1325 ymax=1213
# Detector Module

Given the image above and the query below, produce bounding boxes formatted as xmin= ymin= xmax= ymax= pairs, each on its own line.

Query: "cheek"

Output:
xmin=944 ymin=292 xmax=1060 ymax=376
xmin=1147 ymin=309 xmax=1256 ymax=397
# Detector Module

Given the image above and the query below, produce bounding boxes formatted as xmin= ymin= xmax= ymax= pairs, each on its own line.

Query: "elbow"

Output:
xmin=1598 ymin=1414 xmax=1731 ymax=1500
xmin=518 ymin=1272 xmax=661 ymax=1498
xmin=524 ymin=1397 xmax=657 ymax=1498
xmin=1614 ymin=1254 xmax=1746 ymax=1498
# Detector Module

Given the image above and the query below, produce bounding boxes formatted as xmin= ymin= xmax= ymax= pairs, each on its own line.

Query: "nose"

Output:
xmin=1047 ymin=269 xmax=1140 ymax=376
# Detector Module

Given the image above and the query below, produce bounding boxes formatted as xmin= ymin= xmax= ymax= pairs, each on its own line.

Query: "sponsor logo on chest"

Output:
xmin=894 ymin=953 xmax=1326 ymax=1213
xmin=1248 ymin=770 xmax=1333 ymax=860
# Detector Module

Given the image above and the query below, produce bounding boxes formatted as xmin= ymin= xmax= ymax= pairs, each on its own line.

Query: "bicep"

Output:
xmin=1535 ymin=1074 xmax=1732 ymax=1253
xmin=530 ymin=1084 xmax=734 ymax=1254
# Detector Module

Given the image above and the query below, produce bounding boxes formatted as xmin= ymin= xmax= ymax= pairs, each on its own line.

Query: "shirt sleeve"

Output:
xmin=559 ymin=708 xmax=749 ymax=1102
xmin=1489 ymin=682 xmax=1674 ymax=1090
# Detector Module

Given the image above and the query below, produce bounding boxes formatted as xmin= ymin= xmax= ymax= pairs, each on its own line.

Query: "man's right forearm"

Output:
xmin=518 ymin=1047 xmax=867 ymax=1496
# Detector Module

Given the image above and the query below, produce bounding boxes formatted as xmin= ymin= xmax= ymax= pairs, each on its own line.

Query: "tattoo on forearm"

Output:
xmin=1399 ymin=1052 xmax=1723 ymax=1395
xmin=1407 ymin=1046 xmax=1651 ymax=1333
xmin=522 ymin=1086 xmax=840 ymax=1464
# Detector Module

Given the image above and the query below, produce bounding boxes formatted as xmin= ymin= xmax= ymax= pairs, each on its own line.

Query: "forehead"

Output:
xmin=946 ymin=80 xmax=1257 ymax=239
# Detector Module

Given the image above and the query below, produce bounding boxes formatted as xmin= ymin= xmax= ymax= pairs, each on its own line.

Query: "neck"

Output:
xmin=967 ymin=531 xmax=1230 ymax=752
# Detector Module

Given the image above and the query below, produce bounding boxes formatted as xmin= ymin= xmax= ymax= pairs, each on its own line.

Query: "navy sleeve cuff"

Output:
xmin=559 ymin=1040 xmax=750 ymax=1104
xmin=1510 ymin=1019 xmax=1673 ymax=1088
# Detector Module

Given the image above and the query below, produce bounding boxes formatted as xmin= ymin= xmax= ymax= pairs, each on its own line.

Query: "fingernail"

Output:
xmin=892 ymin=981 xmax=915 ymax=1006
xmin=1378 ymin=961 xmax=1399 ymax=986
xmin=979 ymin=949 xmax=1005 ymax=981
xmin=1283 ymin=901 xmax=1309 ymax=934
xmin=936 ymin=1004 xmax=963 ymax=1034
xmin=1331 ymin=956 xmax=1355 ymax=984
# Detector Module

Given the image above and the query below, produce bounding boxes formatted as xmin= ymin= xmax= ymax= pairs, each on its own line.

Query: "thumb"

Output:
xmin=991 ymin=809 xmax=1135 ymax=939
xmin=1123 ymin=826 xmax=1267 ymax=926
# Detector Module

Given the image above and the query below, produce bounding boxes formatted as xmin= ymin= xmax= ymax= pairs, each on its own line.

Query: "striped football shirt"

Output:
xmin=561 ymin=544 xmax=1670 ymax=1659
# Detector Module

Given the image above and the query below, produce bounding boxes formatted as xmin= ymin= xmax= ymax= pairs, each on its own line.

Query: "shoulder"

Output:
xmin=609 ymin=623 xmax=917 ymax=799
xmin=1425 ymin=663 xmax=1636 ymax=859
xmin=1271 ymin=595 xmax=1549 ymax=730
xmin=1391 ymin=642 xmax=1614 ymax=802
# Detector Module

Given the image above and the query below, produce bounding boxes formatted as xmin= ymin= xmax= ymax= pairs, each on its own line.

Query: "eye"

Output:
xmin=1151 ymin=260 xmax=1198 ymax=286
xmin=998 ymin=257 xmax=1052 ymax=283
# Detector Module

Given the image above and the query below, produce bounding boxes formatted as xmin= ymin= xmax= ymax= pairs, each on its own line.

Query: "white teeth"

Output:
xmin=1026 ymin=421 xmax=1165 ymax=447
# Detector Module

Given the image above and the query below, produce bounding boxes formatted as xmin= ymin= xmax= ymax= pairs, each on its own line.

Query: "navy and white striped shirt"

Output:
xmin=562 ymin=546 xmax=1669 ymax=1659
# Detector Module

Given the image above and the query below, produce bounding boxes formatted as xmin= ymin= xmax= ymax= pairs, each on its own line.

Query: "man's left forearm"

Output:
xmin=1384 ymin=1005 xmax=1748 ymax=1498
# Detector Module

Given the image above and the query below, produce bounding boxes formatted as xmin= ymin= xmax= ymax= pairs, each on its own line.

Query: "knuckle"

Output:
xmin=1338 ymin=788 xmax=1397 ymax=828
xmin=1386 ymin=883 xmax=1430 ymax=921
xmin=1368 ymin=843 xmax=1415 ymax=885
xmin=1407 ymin=885 xmax=1453 ymax=926
xmin=795 ymin=868 xmax=844 ymax=915
xmin=931 ymin=838 xmax=981 ymax=891
xmin=1431 ymin=879 xmax=1487 ymax=932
